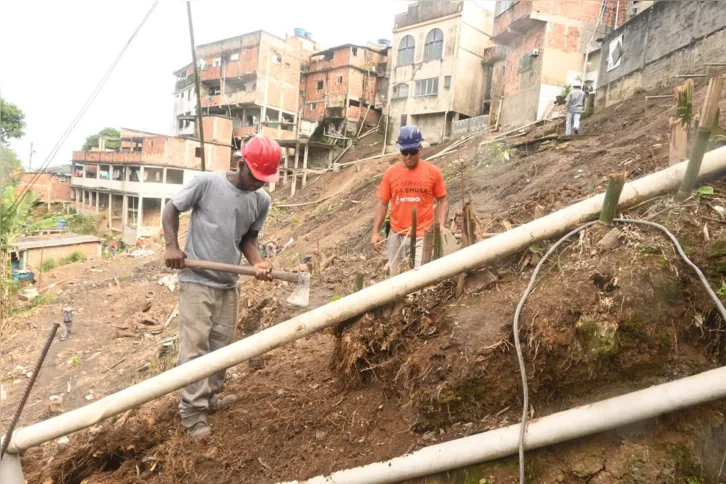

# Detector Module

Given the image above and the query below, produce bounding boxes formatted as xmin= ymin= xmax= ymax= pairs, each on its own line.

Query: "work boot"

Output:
xmin=186 ymin=421 xmax=212 ymax=439
xmin=209 ymin=394 xmax=238 ymax=412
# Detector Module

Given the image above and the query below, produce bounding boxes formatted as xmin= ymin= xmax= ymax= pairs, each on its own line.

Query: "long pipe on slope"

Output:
xmin=283 ymin=365 xmax=726 ymax=483
xmin=4 ymin=146 xmax=726 ymax=454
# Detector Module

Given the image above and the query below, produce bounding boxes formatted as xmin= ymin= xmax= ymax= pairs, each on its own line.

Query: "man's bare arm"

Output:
xmin=437 ymin=195 xmax=450 ymax=230
xmin=162 ymin=201 xmax=186 ymax=268
xmin=241 ymin=231 xmax=272 ymax=281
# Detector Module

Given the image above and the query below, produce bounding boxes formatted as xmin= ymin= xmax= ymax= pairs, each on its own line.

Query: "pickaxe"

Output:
xmin=184 ymin=259 xmax=311 ymax=307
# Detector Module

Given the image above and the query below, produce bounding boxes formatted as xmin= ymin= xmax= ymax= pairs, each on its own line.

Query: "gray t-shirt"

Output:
xmin=172 ymin=171 xmax=271 ymax=289
xmin=566 ymin=89 xmax=585 ymax=113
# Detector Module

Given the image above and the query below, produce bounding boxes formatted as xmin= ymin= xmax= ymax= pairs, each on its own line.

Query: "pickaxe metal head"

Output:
xmin=287 ymin=272 xmax=311 ymax=307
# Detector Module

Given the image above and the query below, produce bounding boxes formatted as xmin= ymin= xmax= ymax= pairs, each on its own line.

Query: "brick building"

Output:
xmin=71 ymin=115 xmax=233 ymax=239
xmin=17 ymin=165 xmax=73 ymax=204
xmin=486 ymin=0 xmax=633 ymax=127
xmin=11 ymin=234 xmax=102 ymax=270
xmin=302 ymin=43 xmax=388 ymax=134
xmin=172 ymin=30 xmax=318 ymax=143
xmin=386 ymin=1 xmax=494 ymax=145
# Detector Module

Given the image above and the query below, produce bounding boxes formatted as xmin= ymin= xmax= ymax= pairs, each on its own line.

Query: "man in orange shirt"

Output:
xmin=371 ymin=125 xmax=449 ymax=275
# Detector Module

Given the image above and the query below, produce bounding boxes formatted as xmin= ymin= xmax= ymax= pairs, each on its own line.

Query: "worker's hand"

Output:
xmin=164 ymin=247 xmax=187 ymax=269
xmin=253 ymin=261 xmax=273 ymax=281
xmin=371 ymin=232 xmax=384 ymax=253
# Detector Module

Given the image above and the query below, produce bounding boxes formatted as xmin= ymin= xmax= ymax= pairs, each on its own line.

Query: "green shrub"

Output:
xmin=69 ymin=251 xmax=86 ymax=262
xmin=39 ymin=259 xmax=57 ymax=272
xmin=67 ymin=213 xmax=98 ymax=235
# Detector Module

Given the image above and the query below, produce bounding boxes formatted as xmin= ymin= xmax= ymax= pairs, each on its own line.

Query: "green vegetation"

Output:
xmin=70 ymin=355 xmax=81 ymax=367
xmin=331 ymin=295 xmax=343 ymax=302
xmin=11 ymin=293 xmax=54 ymax=315
xmin=717 ymin=282 xmax=726 ymax=299
xmin=696 ymin=185 xmax=714 ymax=196
xmin=67 ymin=213 xmax=99 ymax=235
xmin=0 ymin=147 xmax=23 ymax=192
xmin=0 ymin=98 xmax=26 ymax=145
xmin=39 ymin=258 xmax=57 ymax=272
xmin=60 ymin=251 xmax=86 ymax=266
xmin=82 ymin=127 xmax=120 ymax=151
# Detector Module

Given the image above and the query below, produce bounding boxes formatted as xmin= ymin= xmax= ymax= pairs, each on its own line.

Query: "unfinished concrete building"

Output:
xmin=302 ymin=43 xmax=388 ymax=135
xmin=71 ymin=116 xmax=233 ymax=240
xmin=386 ymin=1 xmax=494 ymax=145
xmin=485 ymin=0 xmax=633 ymax=127
xmin=172 ymin=30 xmax=318 ymax=143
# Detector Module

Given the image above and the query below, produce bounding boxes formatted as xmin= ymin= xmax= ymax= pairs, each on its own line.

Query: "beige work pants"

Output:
xmin=177 ymin=282 xmax=238 ymax=428
xmin=387 ymin=233 xmax=424 ymax=276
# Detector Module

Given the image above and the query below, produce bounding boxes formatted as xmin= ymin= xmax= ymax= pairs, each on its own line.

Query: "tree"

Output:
xmin=0 ymin=99 xmax=26 ymax=146
xmin=83 ymin=127 xmax=121 ymax=151
xmin=0 ymin=147 xmax=23 ymax=192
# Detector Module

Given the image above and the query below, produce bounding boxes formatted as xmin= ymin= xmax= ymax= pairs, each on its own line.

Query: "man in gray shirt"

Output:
xmin=162 ymin=135 xmax=281 ymax=439
xmin=565 ymin=84 xmax=585 ymax=135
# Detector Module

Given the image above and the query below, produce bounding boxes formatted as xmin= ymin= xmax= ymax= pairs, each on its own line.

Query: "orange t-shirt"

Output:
xmin=377 ymin=160 xmax=447 ymax=237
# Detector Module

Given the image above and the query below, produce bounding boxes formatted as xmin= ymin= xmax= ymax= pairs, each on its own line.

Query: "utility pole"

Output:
xmin=28 ymin=142 xmax=34 ymax=171
xmin=186 ymin=0 xmax=206 ymax=171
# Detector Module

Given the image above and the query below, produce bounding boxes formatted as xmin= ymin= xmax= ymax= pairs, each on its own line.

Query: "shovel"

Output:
xmin=183 ymin=259 xmax=311 ymax=307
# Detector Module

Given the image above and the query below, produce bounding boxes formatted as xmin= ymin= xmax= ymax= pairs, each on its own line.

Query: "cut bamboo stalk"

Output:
xmin=410 ymin=207 xmax=417 ymax=268
xmin=599 ymin=172 xmax=627 ymax=224
xmin=675 ymin=76 xmax=724 ymax=201
xmin=433 ymin=224 xmax=442 ymax=260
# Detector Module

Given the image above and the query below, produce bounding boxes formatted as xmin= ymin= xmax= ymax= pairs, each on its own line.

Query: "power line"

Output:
xmin=7 ymin=1 xmax=159 ymax=217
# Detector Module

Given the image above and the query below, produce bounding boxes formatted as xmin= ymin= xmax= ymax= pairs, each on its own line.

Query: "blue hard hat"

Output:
xmin=397 ymin=125 xmax=423 ymax=149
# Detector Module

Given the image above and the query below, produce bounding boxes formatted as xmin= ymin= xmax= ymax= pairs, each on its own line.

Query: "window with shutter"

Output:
xmin=397 ymin=35 xmax=415 ymax=66
xmin=424 ymin=29 xmax=444 ymax=62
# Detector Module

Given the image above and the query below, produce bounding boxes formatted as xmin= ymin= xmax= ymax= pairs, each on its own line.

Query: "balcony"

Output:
xmin=175 ymin=77 xmax=194 ymax=92
xmin=72 ymin=151 xmax=143 ymax=164
xmin=233 ymin=126 xmax=258 ymax=139
xmin=200 ymin=90 xmax=257 ymax=108
xmin=492 ymin=1 xmax=545 ymax=44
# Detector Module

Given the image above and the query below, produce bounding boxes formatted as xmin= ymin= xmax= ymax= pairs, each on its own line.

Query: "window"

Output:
xmin=337 ymin=75 xmax=343 ymax=84
xmin=59 ymin=176 xmax=67 ymax=183
xmin=195 ymin=147 xmax=202 ymax=158
xmin=273 ymin=54 xmax=282 ymax=64
xmin=207 ymin=86 xmax=221 ymax=96
xmin=230 ymin=53 xmax=240 ymax=61
xmin=424 ymin=28 xmax=444 ymax=61
xmin=187 ymin=90 xmax=191 ymax=100
xmin=285 ymin=62 xmax=290 ymax=68
xmin=415 ymin=78 xmax=439 ymax=97
xmin=392 ymin=83 xmax=409 ymax=99
xmin=495 ymin=0 xmax=516 ymax=16
xmin=400 ymin=114 xmax=407 ymax=127
xmin=397 ymin=35 xmax=415 ymax=66
xmin=212 ymin=57 xmax=222 ymax=67
xmin=520 ymin=53 xmax=533 ymax=73
xmin=316 ymin=80 xmax=324 ymax=91
xmin=310 ymin=103 xmax=317 ymax=111
xmin=444 ymin=75 xmax=452 ymax=89
xmin=129 ymin=167 xmax=140 ymax=182
xmin=352 ymin=46 xmax=358 ymax=57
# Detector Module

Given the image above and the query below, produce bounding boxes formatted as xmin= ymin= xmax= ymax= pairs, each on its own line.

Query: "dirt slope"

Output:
xmin=8 ymin=78 xmax=726 ymax=484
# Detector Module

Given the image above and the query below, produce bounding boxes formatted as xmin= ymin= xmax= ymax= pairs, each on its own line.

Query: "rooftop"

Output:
xmin=11 ymin=234 xmax=102 ymax=251
xmin=312 ymin=43 xmax=387 ymax=58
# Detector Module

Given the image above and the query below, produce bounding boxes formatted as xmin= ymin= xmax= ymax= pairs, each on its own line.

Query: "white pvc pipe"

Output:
xmin=5 ymin=146 xmax=726 ymax=453
xmin=284 ymin=366 xmax=726 ymax=484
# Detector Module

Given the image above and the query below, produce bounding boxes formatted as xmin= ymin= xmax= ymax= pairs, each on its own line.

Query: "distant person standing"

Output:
xmin=371 ymin=125 xmax=449 ymax=275
xmin=566 ymin=84 xmax=585 ymax=135
xmin=60 ymin=306 xmax=73 ymax=341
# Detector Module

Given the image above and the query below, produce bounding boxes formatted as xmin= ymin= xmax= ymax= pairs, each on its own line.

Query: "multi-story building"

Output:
xmin=172 ymin=30 xmax=318 ymax=143
xmin=71 ymin=116 xmax=233 ymax=239
xmin=386 ymin=1 xmax=494 ymax=145
xmin=17 ymin=165 xmax=72 ymax=205
xmin=486 ymin=0 xmax=630 ymax=126
xmin=302 ymin=43 xmax=388 ymax=134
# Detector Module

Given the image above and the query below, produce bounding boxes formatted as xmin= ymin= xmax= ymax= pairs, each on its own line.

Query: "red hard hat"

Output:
xmin=240 ymin=135 xmax=281 ymax=183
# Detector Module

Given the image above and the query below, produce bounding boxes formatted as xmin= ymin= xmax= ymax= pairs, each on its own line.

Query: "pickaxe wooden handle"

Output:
xmin=183 ymin=259 xmax=300 ymax=283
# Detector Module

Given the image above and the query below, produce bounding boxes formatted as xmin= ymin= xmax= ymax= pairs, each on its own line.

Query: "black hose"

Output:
xmin=0 ymin=323 xmax=60 ymax=460
xmin=513 ymin=219 xmax=726 ymax=484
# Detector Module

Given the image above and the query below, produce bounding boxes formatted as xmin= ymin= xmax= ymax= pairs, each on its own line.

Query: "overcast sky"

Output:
xmin=1 ymin=0 xmax=494 ymax=170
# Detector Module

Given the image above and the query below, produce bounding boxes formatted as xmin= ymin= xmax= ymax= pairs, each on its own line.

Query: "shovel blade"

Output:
xmin=286 ymin=272 xmax=310 ymax=307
